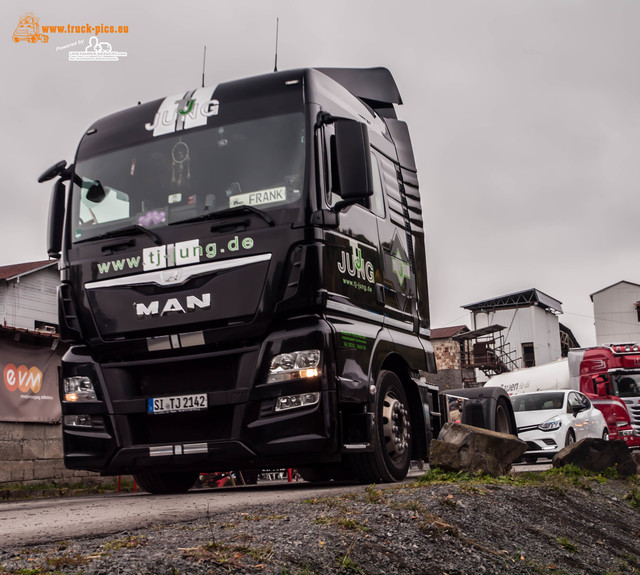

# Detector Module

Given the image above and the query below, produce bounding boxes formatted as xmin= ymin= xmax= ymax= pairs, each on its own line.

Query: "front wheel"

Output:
xmin=134 ymin=471 xmax=199 ymax=494
xmin=351 ymin=370 xmax=412 ymax=484
xmin=565 ymin=429 xmax=576 ymax=447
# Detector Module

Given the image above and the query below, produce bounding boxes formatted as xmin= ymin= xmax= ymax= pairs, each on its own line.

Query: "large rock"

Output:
xmin=430 ymin=422 xmax=528 ymax=477
xmin=552 ymin=438 xmax=637 ymax=477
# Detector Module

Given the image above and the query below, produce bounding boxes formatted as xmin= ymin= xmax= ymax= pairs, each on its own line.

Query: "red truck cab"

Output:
xmin=570 ymin=345 xmax=640 ymax=448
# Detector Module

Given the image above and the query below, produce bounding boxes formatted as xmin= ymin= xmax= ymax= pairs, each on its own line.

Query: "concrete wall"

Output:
xmin=0 ymin=421 xmax=103 ymax=485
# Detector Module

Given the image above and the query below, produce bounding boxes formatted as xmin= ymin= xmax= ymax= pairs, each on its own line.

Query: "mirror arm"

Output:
xmin=333 ymin=198 xmax=360 ymax=212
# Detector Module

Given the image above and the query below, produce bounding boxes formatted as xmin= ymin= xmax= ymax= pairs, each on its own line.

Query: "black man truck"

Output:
xmin=41 ymin=67 xmax=515 ymax=493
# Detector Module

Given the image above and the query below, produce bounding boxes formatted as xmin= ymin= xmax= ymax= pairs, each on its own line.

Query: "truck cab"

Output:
xmin=570 ymin=345 xmax=640 ymax=448
xmin=41 ymin=68 xmax=444 ymax=492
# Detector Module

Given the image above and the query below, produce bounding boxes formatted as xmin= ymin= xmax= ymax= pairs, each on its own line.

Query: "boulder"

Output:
xmin=552 ymin=438 xmax=637 ymax=477
xmin=429 ymin=421 xmax=528 ymax=477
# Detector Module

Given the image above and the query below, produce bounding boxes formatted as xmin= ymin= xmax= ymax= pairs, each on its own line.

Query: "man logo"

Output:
xmin=135 ymin=293 xmax=211 ymax=319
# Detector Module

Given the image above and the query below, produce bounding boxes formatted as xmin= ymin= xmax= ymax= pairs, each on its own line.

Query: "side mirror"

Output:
xmin=594 ymin=375 xmax=609 ymax=397
xmin=333 ymin=119 xmax=373 ymax=204
xmin=38 ymin=160 xmax=68 ymax=183
xmin=48 ymin=180 xmax=66 ymax=259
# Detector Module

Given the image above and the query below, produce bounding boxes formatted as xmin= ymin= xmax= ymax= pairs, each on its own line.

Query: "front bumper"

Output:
xmin=59 ymin=317 xmax=341 ymax=474
xmin=517 ymin=427 xmax=565 ymax=458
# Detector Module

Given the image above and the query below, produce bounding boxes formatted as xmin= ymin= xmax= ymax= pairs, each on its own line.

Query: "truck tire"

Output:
xmin=494 ymin=397 xmax=512 ymax=435
xmin=442 ymin=386 xmax=518 ymax=435
xmin=134 ymin=471 xmax=199 ymax=494
xmin=351 ymin=370 xmax=412 ymax=484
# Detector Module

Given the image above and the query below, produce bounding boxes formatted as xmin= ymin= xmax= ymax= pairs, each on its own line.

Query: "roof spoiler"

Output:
xmin=315 ymin=67 xmax=402 ymax=118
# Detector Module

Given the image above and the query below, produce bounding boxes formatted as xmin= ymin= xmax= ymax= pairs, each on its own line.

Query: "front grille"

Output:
xmin=102 ymin=353 xmax=246 ymax=400
xmin=127 ymin=406 xmax=234 ymax=445
xmin=629 ymin=405 xmax=640 ymax=426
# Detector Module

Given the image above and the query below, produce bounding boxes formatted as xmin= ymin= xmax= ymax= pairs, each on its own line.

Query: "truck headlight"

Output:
xmin=63 ymin=376 xmax=97 ymax=402
xmin=538 ymin=416 xmax=562 ymax=431
xmin=268 ymin=350 xmax=320 ymax=383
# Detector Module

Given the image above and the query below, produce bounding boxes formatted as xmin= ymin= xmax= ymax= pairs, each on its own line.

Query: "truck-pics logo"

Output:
xmin=145 ymin=89 xmax=220 ymax=137
xmin=135 ymin=293 xmax=211 ymax=319
xmin=4 ymin=364 xmax=43 ymax=394
xmin=12 ymin=13 xmax=48 ymax=43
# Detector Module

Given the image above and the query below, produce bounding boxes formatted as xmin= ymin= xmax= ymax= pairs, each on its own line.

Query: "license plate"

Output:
xmin=147 ymin=394 xmax=208 ymax=414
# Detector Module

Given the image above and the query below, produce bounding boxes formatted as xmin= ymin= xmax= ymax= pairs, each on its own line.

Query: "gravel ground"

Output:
xmin=1 ymin=470 xmax=639 ymax=575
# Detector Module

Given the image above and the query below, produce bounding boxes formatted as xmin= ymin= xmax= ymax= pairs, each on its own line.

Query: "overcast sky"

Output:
xmin=3 ymin=0 xmax=639 ymax=348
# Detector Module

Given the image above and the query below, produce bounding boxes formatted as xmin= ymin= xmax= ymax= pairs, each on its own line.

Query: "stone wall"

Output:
xmin=433 ymin=339 xmax=462 ymax=370
xmin=0 ymin=421 xmax=107 ymax=486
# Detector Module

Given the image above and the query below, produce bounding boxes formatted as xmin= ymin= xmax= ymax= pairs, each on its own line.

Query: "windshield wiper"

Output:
xmin=77 ymin=224 xmax=164 ymax=245
xmin=171 ymin=205 xmax=275 ymax=227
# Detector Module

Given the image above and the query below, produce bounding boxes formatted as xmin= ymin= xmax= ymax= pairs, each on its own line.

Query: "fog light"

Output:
xmin=275 ymin=392 xmax=320 ymax=412
xmin=63 ymin=376 xmax=97 ymax=401
xmin=63 ymin=414 xmax=93 ymax=428
xmin=268 ymin=350 xmax=321 ymax=383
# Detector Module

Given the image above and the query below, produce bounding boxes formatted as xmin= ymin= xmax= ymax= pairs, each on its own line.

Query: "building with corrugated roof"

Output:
xmin=460 ymin=288 xmax=579 ymax=383
xmin=590 ymin=281 xmax=640 ymax=345
xmin=0 ymin=260 xmax=58 ymax=332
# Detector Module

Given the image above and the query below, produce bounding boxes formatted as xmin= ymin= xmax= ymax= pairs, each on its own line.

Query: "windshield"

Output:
xmin=71 ymin=112 xmax=305 ymax=242
xmin=612 ymin=373 xmax=640 ymax=398
xmin=511 ymin=392 xmax=565 ymax=412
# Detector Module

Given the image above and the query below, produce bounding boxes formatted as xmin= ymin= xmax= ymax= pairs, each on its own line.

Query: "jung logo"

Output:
xmin=145 ymin=89 xmax=220 ymax=137
xmin=135 ymin=293 xmax=211 ymax=319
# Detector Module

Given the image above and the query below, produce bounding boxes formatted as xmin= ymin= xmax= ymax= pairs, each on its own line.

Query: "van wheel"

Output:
xmin=351 ymin=371 xmax=412 ymax=484
xmin=565 ymin=429 xmax=576 ymax=447
xmin=602 ymin=429 xmax=609 ymax=441
xmin=134 ymin=471 xmax=199 ymax=494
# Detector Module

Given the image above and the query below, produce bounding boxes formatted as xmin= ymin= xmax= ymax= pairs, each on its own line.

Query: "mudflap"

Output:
xmin=439 ymin=387 xmax=518 ymax=436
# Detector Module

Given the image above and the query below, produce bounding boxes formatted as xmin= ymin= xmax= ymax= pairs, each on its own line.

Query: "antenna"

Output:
xmin=202 ymin=45 xmax=207 ymax=87
xmin=273 ymin=17 xmax=279 ymax=72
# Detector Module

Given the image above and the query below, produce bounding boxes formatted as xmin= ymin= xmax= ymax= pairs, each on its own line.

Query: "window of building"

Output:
xmin=522 ymin=342 xmax=535 ymax=367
